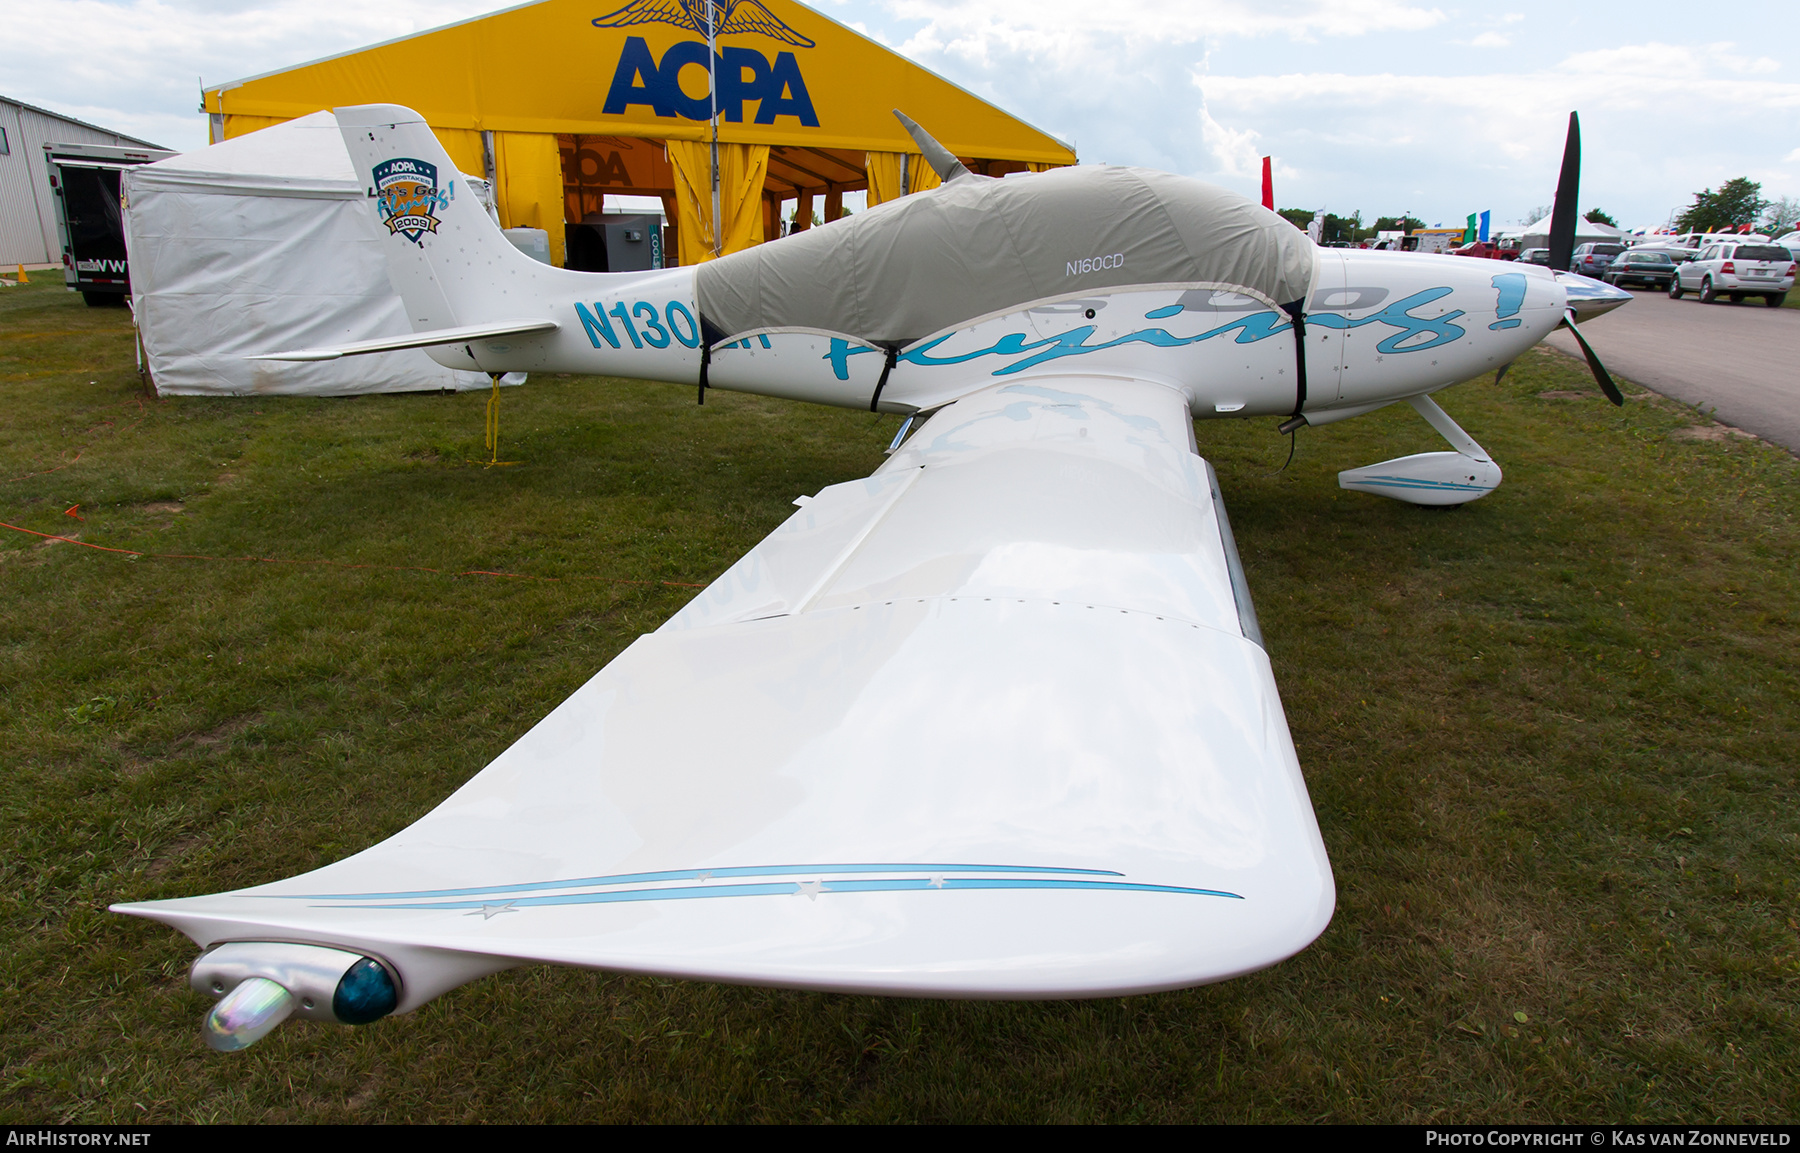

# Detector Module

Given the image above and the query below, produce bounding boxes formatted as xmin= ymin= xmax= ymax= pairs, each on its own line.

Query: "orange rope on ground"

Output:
xmin=0 ymin=520 xmax=706 ymax=588
xmin=7 ymin=447 xmax=85 ymax=483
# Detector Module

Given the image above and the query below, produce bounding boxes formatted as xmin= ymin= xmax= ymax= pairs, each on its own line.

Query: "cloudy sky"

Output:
xmin=9 ymin=0 xmax=1799 ymax=230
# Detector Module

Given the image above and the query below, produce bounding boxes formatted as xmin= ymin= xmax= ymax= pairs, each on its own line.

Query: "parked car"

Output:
xmin=1776 ymin=232 xmax=1800 ymax=262
xmin=1446 ymin=241 xmax=1517 ymax=260
xmin=1669 ymin=242 xmax=1796 ymax=306
xmin=1601 ymin=249 xmax=1678 ymax=290
xmin=1570 ymin=242 xmax=1627 ymax=278
xmin=1630 ymin=244 xmax=1697 ymax=264
xmin=1520 ymin=248 xmax=1551 ymax=266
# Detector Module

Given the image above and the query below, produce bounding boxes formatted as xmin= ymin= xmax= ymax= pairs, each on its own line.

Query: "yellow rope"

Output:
xmin=485 ymin=373 xmax=500 ymax=464
xmin=477 ymin=373 xmax=520 ymax=467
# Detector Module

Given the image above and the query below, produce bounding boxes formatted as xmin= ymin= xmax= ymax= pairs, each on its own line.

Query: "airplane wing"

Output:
xmin=113 ymin=375 xmax=1334 ymax=1007
xmin=248 ymin=318 xmax=559 ymax=362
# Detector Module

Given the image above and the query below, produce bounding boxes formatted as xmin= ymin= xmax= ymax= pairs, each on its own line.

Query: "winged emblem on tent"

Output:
xmin=121 ymin=104 xmax=1632 ymax=1053
xmin=590 ymin=0 xmax=817 ymax=48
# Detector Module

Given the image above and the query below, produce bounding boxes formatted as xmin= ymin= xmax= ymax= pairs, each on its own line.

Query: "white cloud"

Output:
xmin=1191 ymin=46 xmax=1800 ymax=225
xmin=1197 ymin=50 xmax=1800 ymax=133
xmin=1558 ymin=41 xmax=1780 ymax=79
xmin=6 ymin=0 xmax=1795 ymax=231
xmin=885 ymin=0 xmax=1445 ymax=62
xmin=6 ymin=0 xmax=502 ymax=149
xmin=1196 ymin=95 xmax=1265 ymax=177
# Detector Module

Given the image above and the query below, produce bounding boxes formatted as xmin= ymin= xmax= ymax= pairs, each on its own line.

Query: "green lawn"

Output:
xmin=2 ymin=278 xmax=1797 ymax=1122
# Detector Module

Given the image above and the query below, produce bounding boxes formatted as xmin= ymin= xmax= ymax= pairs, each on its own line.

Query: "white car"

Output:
xmin=1669 ymin=241 xmax=1795 ymax=306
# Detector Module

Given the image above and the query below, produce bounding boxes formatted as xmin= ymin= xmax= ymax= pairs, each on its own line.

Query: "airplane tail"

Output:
xmin=256 ymin=105 xmax=686 ymax=368
xmin=333 ymin=104 xmax=569 ymax=357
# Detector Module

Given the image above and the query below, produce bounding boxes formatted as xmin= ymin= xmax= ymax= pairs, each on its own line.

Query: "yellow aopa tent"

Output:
xmin=203 ymin=0 xmax=1076 ymax=268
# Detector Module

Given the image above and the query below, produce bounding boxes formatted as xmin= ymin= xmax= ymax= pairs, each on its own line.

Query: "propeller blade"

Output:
xmin=892 ymin=110 xmax=973 ymax=182
xmin=1560 ymin=310 xmax=1623 ymax=406
xmin=1547 ymin=112 xmax=1581 ymax=273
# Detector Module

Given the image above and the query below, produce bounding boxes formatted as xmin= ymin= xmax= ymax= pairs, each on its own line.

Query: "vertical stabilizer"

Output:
xmin=334 ymin=105 xmax=567 ymax=364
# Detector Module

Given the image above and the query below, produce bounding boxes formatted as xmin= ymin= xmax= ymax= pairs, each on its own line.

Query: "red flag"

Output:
xmin=1261 ymin=157 xmax=1274 ymax=211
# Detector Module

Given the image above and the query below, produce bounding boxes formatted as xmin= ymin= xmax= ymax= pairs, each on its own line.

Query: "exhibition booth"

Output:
xmin=200 ymin=0 xmax=1076 ymax=269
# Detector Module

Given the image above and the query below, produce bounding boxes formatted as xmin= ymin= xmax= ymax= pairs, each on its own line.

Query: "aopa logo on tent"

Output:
xmin=594 ymin=1 xmax=819 ymax=126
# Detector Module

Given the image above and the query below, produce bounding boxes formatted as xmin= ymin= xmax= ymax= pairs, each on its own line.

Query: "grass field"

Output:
xmin=2 ymin=277 xmax=1797 ymax=1123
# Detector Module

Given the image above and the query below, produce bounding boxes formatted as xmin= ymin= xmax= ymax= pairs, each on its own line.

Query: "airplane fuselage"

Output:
xmin=427 ymin=249 xmax=1584 ymax=424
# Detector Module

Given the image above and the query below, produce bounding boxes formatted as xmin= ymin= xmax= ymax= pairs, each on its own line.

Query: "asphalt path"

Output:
xmin=1543 ymin=287 xmax=1800 ymax=453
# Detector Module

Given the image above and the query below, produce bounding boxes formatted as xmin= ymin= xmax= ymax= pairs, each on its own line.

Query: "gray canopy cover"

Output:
xmin=695 ymin=165 xmax=1316 ymax=347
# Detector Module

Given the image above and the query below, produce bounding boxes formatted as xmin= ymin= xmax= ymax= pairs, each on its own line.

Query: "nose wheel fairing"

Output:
xmin=1338 ymin=393 xmax=1503 ymax=507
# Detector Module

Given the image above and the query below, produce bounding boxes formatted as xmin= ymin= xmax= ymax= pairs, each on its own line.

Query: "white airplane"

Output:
xmin=114 ymin=106 xmax=1629 ymax=1051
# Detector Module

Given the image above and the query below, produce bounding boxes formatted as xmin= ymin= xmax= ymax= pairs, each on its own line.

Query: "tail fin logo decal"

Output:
xmin=373 ymin=158 xmax=451 ymax=245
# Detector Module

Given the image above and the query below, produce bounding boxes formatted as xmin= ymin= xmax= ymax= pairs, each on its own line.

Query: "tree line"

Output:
xmin=1673 ymin=178 xmax=1796 ymax=235
xmin=1274 ymin=178 xmax=1797 ymax=243
xmin=1273 ymin=209 xmax=1608 ymax=244
xmin=1273 ymin=210 xmax=1423 ymax=244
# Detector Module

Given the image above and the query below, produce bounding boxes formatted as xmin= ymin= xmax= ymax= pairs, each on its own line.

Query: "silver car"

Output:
xmin=1570 ymin=242 xmax=1626 ymax=278
xmin=1670 ymin=242 xmax=1795 ymax=306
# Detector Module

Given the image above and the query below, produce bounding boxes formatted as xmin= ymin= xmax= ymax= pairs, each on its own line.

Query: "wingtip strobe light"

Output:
xmin=193 ymin=942 xmax=398 ymax=1051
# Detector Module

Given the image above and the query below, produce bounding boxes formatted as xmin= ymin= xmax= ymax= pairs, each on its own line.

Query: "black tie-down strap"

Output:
xmin=1281 ymin=300 xmax=1308 ymax=417
xmin=869 ymin=346 xmax=899 ymax=413
xmin=1274 ymin=300 xmax=1310 ymax=439
xmin=697 ymin=316 xmax=727 ymax=406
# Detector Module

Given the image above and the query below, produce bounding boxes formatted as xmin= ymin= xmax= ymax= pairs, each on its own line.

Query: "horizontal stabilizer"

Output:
xmin=249 ymin=318 xmax=559 ymax=362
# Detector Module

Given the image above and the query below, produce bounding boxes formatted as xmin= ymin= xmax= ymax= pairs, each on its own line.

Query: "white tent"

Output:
xmin=1518 ymin=213 xmax=1626 ymax=252
xmin=123 ymin=112 xmax=489 ymax=396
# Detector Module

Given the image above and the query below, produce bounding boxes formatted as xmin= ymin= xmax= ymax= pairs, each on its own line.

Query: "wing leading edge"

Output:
xmin=114 ymin=376 xmax=1334 ymax=1006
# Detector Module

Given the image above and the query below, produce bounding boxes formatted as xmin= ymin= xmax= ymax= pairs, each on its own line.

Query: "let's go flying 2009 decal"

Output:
xmin=595 ymin=0 xmax=820 ymax=125
xmin=373 ymin=158 xmax=454 ymax=245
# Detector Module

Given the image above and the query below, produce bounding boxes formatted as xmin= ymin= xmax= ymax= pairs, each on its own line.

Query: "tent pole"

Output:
xmin=707 ymin=2 xmax=722 ymax=259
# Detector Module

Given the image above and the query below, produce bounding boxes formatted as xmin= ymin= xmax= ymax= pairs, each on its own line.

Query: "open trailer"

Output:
xmin=43 ymin=140 xmax=173 ymax=304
